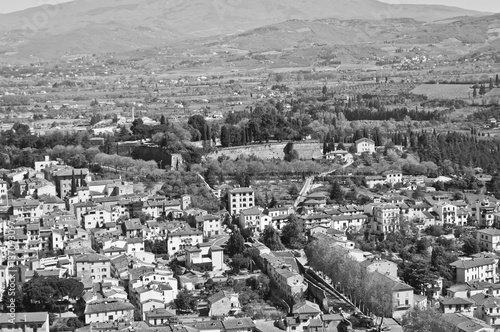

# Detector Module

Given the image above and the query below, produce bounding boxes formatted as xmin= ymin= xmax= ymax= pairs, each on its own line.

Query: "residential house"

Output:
xmin=369 ymin=271 xmax=414 ymax=317
xmin=84 ymin=300 xmax=134 ymax=324
xmin=441 ymin=313 xmax=494 ymax=332
xmin=184 ymin=321 xmax=224 ymax=332
xmin=207 ymin=291 xmax=233 ymax=317
xmin=300 ymin=213 xmax=331 ymax=230
xmin=0 ymin=312 xmax=49 ymax=332
xmin=302 ymin=193 xmax=327 ymax=209
xmin=471 ymin=293 xmax=500 ymax=327
xmin=167 ymin=228 xmax=203 ymax=254
xmin=365 ymin=176 xmax=386 ymax=189
xmin=0 ymin=180 xmax=7 ymax=200
xmin=11 ymin=199 xmax=42 ymax=221
xmin=446 ymin=283 xmax=487 ymax=299
xmin=434 ymin=202 xmax=457 ymax=225
xmin=185 ymin=243 xmax=224 ymax=271
xmin=200 ymin=214 xmax=222 ymax=238
xmin=144 ymin=308 xmax=176 ymax=327
xmin=82 ymin=207 xmax=113 ymax=229
xmin=477 ymin=228 xmax=500 ymax=252
xmin=44 ymin=167 xmax=91 ymax=198
xmin=371 ymin=204 xmax=400 ymax=235
xmin=222 ymin=318 xmax=255 ymax=332
xmin=450 ymin=258 xmax=498 ymax=283
xmin=385 ymin=171 xmax=403 ymax=186
xmin=123 ymin=219 xmax=143 ymax=238
xmin=126 ymin=238 xmax=145 ymax=255
xmin=440 ymin=297 xmax=475 ymax=315
xmin=360 ymin=257 xmax=398 ymax=277
xmin=38 ymin=195 xmax=65 ymax=215
xmin=34 ymin=156 xmax=58 ymax=172
xmin=13 ymin=178 xmax=56 ymax=198
xmin=284 ymin=301 xmax=322 ymax=332
xmin=331 ymin=214 xmax=368 ymax=232
xmin=261 ymin=253 xmax=308 ymax=304
xmin=324 ymin=150 xmax=350 ymax=163
xmin=73 ymin=201 xmax=97 ymax=221
xmin=411 ymin=211 xmax=436 ymax=230
xmin=239 ymin=207 xmax=271 ymax=232
xmin=355 ymin=138 xmax=376 ymax=155
xmin=266 ymin=206 xmax=294 ymax=218
xmin=74 ymin=253 xmax=111 ymax=282
xmin=131 ymin=285 xmax=166 ymax=320
xmin=476 ymin=201 xmax=498 ymax=228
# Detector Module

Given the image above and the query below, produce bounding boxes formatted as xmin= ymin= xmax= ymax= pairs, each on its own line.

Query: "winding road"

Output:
xmin=293 ymin=159 xmax=354 ymax=208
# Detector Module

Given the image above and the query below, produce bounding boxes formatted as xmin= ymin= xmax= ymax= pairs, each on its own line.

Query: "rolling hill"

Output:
xmin=0 ymin=0 xmax=489 ymax=61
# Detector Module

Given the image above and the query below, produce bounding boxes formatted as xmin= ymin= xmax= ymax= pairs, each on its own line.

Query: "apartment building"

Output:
xmin=450 ymin=258 xmax=498 ymax=284
xmin=228 ymin=188 xmax=255 ymax=215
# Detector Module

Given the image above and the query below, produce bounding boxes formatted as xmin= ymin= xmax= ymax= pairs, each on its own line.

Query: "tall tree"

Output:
xmin=173 ymin=288 xmax=197 ymax=312
xmin=281 ymin=215 xmax=306 ymax=249
xmin=284 ymin=142 xmax=299 ymax=161
xmin=329 ymin=181 xmax=345 ymax=202
xmin=479 ymin=84 xmax=486 ymax=96
xmin=402 ymin=307 xmax=454 ymax=332
xmin=261 ymin=226 xmax=285 ymax=251
xmin=220 ymin=126 xmax=231 ymax=147
xmin=70 ymin=170 xmax=76 ymax=196
xmin=462 ymin=236 xmax=480 ymax=256
xmin=80 ymin=170 xmax=86 ymax=187
xmin=226 ymin=229 xmax=246 ymax=256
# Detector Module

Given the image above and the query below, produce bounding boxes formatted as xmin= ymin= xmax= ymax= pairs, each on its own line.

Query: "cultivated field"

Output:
xmin=411 ymin=84 xmax=472 ymax=100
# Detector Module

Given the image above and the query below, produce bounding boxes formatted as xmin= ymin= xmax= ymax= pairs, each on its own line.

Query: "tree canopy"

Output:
xmin=261 ymin=226 xmax=285 ymax=251
xmin=226 ymin=229 xmax=246 ymax=256
xmin=20 ymin=276 xmax=84 ymax=312
xmin=281 ymin=215 xmax=306 ymax=249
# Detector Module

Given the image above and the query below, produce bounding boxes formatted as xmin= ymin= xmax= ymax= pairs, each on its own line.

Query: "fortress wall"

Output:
xmin=208 ymin=141 xmax=323 ymax=160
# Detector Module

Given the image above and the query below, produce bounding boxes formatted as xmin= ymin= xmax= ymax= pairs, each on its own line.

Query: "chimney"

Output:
xmin=45 ymin=156 xmax=50 ymax=162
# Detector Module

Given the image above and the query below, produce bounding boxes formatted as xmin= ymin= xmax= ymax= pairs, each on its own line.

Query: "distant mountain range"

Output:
xmin=0 ymin=0 xmax=491 ymax=61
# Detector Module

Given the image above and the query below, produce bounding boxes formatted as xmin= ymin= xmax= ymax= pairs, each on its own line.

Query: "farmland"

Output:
xmin=411 ymin=84 xmax=473 ymax=100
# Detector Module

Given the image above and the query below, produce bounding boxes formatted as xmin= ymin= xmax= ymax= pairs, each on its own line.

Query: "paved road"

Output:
xmin=319 ymin=159 xmax=354 ymax=177
xmin=212 ymin=235 xmax=229 ymax=247
xmin=293 ymin=159 xmax=354 ymax=208
xmin=293 ymin=176 xmax=314 ymax=208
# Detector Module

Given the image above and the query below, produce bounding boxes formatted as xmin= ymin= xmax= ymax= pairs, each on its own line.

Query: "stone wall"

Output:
xmin=208 ymin=141 xmax=323 ymax=160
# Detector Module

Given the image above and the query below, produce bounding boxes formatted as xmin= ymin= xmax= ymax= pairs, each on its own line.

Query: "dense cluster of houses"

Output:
xmin=3 ymin=154 xmax=500 ymax=332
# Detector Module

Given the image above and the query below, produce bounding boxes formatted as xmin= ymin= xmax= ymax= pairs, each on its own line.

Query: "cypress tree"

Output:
xmin=80 ymin=170 xmax=85 ymax=187
xmin=71 ymin=170 xmax=76 ymax=196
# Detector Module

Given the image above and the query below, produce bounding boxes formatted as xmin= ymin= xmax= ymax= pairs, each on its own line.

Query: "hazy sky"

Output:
xmin=379 ymin=0 xmax=500 ymax=13
xmin=0 ymin=0 xmax=74 ymax=14
xmin=0 ymin=0 xmax=499 ymax=14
